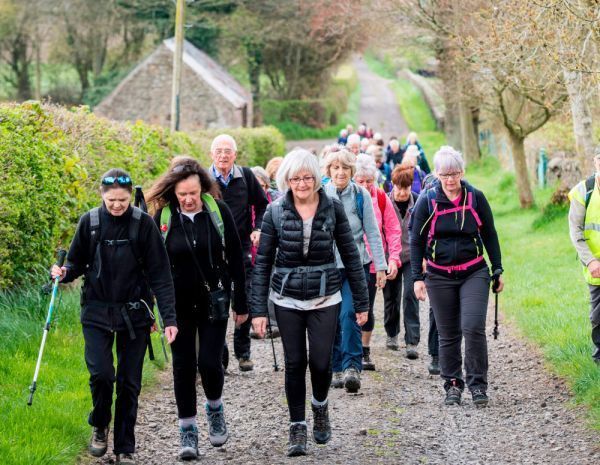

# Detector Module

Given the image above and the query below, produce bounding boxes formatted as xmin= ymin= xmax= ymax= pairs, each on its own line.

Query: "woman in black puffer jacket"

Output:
xmin=251 ymin=149 xmax=368 ymax=458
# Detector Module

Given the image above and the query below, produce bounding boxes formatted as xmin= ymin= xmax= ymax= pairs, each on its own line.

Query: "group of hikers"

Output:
xmin=49 ymin=124 xmax=510 ymax=463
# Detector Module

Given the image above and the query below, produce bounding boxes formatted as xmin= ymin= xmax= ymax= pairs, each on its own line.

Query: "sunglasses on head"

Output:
xmin=172 ymin=163 xmax=195 ymax=174
xmin=101 ymin=175 xmax=132 ymax=186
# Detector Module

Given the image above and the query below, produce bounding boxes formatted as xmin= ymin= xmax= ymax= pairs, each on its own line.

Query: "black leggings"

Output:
xmin=171 ymin=311 xmax=228 ymax=418
xmin=363 ymin=272 xmax=377 ymax=332
xmin=275 ymin=303 xmax=339 ymax=422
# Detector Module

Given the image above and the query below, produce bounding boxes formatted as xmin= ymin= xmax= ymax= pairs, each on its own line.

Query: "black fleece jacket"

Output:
xmin=409 ymin=181 xmax=502 ymax=281
xmin=154 ymin=199 xmax=247 ymax=315
xmin=251 ymin=189 xmax=369 ymax=316
xmin=62 ymin=204 xmax=177 ymax=328
xmin=212 ymin=165 xmax=268 ymax=247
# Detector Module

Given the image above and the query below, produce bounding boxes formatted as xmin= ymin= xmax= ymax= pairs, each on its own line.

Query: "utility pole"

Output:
xmin=171 ymin=0 xmax=186 ymax=132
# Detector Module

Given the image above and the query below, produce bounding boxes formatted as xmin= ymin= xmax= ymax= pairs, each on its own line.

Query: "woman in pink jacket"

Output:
xmin=354 ymin=154 xmax=402 ymax=370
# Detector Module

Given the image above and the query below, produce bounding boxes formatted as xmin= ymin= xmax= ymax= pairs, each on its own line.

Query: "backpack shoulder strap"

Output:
xmin=377 ymin=188 xmax=386 ymax=214
xmin=585 ymin=175 xmax=596 ymax=210
xmin=129 ymin=206 xmax=144 ymax=267
xmin=426 ymin=187 xmax=437 ymax=215
xmin=89 ymin=207 xmax=101 ymax=260
xmin=160 ymin=205 xmax=172 ymax=242
xmin=353 ymin=183 xmax=364 ymax=222
xmin=202 ymin=193 xmax=225 ymax=247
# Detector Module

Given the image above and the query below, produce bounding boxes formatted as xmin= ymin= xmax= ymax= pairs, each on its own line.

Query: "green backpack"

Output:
xmin=160 ymin=193 xmax=225 ymax=246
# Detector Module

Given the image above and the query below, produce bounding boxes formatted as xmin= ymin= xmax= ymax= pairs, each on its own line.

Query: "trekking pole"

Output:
xmin=28 ymin=249 xmax=67 ymax=406
xmin=266 ymin=316 xmax=279 ymax=371
xmin=492 ymin=270 xmax=501 ymax=340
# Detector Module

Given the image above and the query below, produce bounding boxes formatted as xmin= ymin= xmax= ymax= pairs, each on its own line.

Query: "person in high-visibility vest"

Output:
xmin=568 ymin=150 xmax=600 ymax=365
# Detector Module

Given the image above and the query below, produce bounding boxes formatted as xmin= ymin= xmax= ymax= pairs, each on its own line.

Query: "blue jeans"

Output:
xmin=332 ymin=265 xmax=369 ymax=372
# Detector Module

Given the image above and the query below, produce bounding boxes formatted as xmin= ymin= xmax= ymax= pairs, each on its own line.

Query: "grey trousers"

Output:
xmin=587 ymin=285 xmax=600 ymax=360
xmin=426 ymin=267 xmax=490 ymax=391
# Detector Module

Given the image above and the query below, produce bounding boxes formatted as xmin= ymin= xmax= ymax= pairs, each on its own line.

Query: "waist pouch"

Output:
xmin=207 ymin=288 xmax=230 ymax=322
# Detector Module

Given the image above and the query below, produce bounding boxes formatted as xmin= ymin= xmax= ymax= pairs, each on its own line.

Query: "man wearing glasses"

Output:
xmin=209 ymin=134 xmax=268 ymax=371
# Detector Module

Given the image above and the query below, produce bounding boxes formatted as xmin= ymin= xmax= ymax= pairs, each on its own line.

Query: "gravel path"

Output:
xmin=81 ymin=292 xmax=599 ymax=465
xmin=285 ymin=55 xmax=409 ymax=154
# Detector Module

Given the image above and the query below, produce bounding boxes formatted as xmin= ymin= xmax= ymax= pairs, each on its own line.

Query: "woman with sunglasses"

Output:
xmin=51 ymin=168 xmax=178 ymax=465
xmin=251 ymin=149 xmax=368 ymax=457
xmin=410 ymin=147 xmax=504 ymax=408
xmin=146 ymin=158 xmax=247 ymax=461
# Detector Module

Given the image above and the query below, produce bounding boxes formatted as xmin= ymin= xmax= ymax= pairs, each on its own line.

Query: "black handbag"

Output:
xmin=180 ymin=213 xmax=230 ymax=322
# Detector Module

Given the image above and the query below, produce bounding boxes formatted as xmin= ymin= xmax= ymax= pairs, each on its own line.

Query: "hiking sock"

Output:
xmin=179 ymin=416 xmax=197 ymax=429
xmin=206 ymin=398 xmax=223 ymax=410
xmin=311 ymin=396 xmax=328 ymax=407
xmin=290 ymin=421 xmax=307 ymax=427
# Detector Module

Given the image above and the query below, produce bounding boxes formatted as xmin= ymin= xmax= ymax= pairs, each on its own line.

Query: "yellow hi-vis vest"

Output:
xmin=569 ymin=178 xmax=600 ymax=285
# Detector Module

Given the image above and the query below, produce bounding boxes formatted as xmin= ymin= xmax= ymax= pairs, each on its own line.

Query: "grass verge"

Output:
xmin=0 ymin=282 xmax=165 ymax=464
xmin=467 ymin=157 xmax=600 ymax=430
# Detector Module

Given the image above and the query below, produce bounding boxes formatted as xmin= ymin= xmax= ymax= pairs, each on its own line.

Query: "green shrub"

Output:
xmin=0 ymin=102 xmax=284 ymax=289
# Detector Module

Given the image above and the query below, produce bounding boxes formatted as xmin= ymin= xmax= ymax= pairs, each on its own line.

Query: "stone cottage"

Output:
xmin=95 ymin=38 xmax=252 ymax=130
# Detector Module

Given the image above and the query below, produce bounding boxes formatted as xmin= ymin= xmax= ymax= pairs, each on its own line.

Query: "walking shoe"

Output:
xmin=287 ymin=423 xmax=307 ymax=457
xmin=343 ymin=367 xmax=361 ymax=393
xmin=311 ymin=402 xmax=332 ymax=444
xmin=179 ymin=424 xmax=199 ymax=460
xmin=116 ymin=453 xmax=136 ymax=465
xmin=205 ymin=403 xmax=229 ymax=447
xmin=386 ymin=335 xmax=399 ymax=351
xmin=238 ymin=357 xmax=254 ymax=372
xmin=362 ymin=346 xmax=375 ymax=371
xmin=88 ymin=426 xmax=109 ymax=457
xmin=471 ymin=388 xmax=489 ymax=407
xmin=405 ymin=344 xmax=419 ymax=360
xmin=428 ymin=355 xmax=440 ymax=375
xmin=444 ymin=379 xmax=463 ymax=406
xmin=331 ymin=371 xmax=344 ymax=388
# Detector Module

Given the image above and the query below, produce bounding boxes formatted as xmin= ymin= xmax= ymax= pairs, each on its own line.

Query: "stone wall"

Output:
xmin=96 ymin=46 xmax=246 ymax=130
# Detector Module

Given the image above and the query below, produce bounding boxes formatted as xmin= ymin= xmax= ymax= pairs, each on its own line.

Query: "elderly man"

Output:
xmin=210 ymin=134 xmax=268 ymax=372
xmin=568 ymin=150 xmax=600 ymax=365
xmin=386 ymin=138 xmax=403 ymax=167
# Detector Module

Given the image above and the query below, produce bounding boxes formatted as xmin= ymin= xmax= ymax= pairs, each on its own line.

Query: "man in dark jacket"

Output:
xmin=209 ymin=134 xmax=268 ymax=371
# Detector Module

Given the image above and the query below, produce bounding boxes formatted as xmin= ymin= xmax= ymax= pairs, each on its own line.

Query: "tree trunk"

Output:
xmin=563 ymin=69 xmax=595 ymax=174
xmin=507 ymin=131 xmax=535 ymax=208
xmin=11 ymin=33 xmax=32 ymax=101
xmin=246 ymin=43 xmax=262 ymax=126
xmin=445 ymin=99 xmax=461 ymax=150
xmin=459 ymin=99 xmax=480 ymax=163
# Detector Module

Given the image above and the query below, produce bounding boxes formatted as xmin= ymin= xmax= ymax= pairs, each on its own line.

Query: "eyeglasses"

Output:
xmin=289 ymin=175 xmax=315 ymax=186
xmin=102 ymin=176 xmax=132 ymax=186
xmin=214 ymin=149 xmax=234 ymax=156
xmin=438 ymin=172 xmax=462 ymax=180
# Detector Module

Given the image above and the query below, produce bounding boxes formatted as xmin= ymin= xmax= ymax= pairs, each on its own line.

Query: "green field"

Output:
xmin=0 ymin=283 xmax=165 ymax=465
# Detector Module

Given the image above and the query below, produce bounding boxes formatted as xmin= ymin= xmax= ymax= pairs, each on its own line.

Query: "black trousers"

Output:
xmin=428 ymin=306 xmax=439 ymax=356
xmin=83 ymin=325 xmax=148 ymax=455
xmin=426 ymin=267 xmax=490 ymax=391
xmin=233 ymin=247 xmax=252 ymax=359
xmin=171 ymin=311 xmax=228 ymax=418
xmin=275 ymin=303 xmax=339 ymax=422
xmin=382 ymin=263 xmax=420 ymax=345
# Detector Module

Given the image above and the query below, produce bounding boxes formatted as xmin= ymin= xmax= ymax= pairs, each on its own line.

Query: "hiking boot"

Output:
xmin=88 ymin=426 xmax=109 ymax=457
xmin=331 ymin=371 xmax=344 ymax=388
xmin=405 ymin=344 xmax=419 ymax=360
xmin=205 ymin=403 xmax=229 ymax=447
xmin=362 ymin=347 xmax=375 ymax=371
xmin=287 ymin=423 xmax=307 ymax=457
xmin=179 ymin=425 xmax=199 ymax=460
xmin=238 ymin=357 xmax=254 ymax=372
xmin=386 ymin=336 xmax=399 ymax=351
xmin=311 ymin=402 xmax=332 ymax=444
xmin=116 ymin=453 xmax=136 ymax=465
xmin=428 ymin=355 xmax=440 ymax=375
xmin=343 ymin=367 xmax=361 ymax=393
xmin=471 ymin=388 xmax=489 ymax=407
xmin=444 ymin=379 xmax=463 ymax=406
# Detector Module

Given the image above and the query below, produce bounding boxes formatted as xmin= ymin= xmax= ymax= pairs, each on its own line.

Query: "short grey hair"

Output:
xmin=347 ymin=133 xmax=361 ymax=147
xmin=323 ymin=148 xmax=357 ymax=177
xmin=403 ymin=145 xmax=420 ymax=161
xmin=354 ymin=154 xmax=378 ymax=180
xmin=276 ymin=148 xmax=322 ymax=192
xmin=210 ymin=134 xmax=237 ymax=152
xmin=251 ymin=166 xmax=270 ymax=187
xmin=433 ymin=146 xmax=465 ymax=173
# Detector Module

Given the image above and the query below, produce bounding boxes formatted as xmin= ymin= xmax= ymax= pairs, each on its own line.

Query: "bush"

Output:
xmin=0 ymin=102 xmax=284 ymax=289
